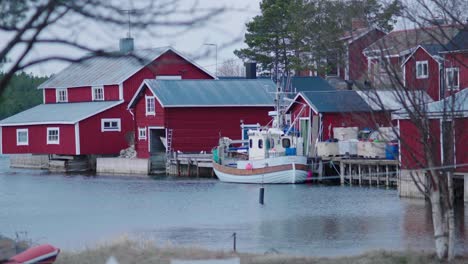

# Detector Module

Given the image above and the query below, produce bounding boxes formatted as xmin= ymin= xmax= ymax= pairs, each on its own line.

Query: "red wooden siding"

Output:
xmin=454 ymin=118 xmax=468 ymax=173
xmin=166 ymin=107 xmax=272 ymax=153
xmin=78 ymin=104 xmax=133 ymax=155
xmin=405 ymin=48 xmax=440 ymax=101
xmin=44 ymin=89 xmax=56 ymax=104
xmin=348 ymin=29 xmax=386 ymax=80
xmin=399 ymin=119 xmax=441 ymax=170
xmin=1 ymin=125 xmax=76 ymax=155
xmin=68 ymin=87 xmax=92 ymax=102
xmin=122 ymin=51 xmax=214 ymax=102
xmin=104 ymin=85 xmax=120 ymax=101
xmin=134 ymin=88 xmax=166 ymax=158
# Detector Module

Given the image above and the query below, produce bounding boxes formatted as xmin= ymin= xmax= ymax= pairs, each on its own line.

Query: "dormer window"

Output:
xmin=92 ymin=86 xmax=104 ymax=101
xmin=416 ymin=61 xmax=428 ymax=79
xmin=56 ymin=89 xmax=68 ymax=103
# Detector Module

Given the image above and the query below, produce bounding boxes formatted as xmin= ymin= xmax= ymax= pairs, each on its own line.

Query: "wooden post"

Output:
xmin=176 ymin=153 xmax=181 ymax=177
xmin=340 ymin=161 xmax=345 ymax=185
xmin=386 ymin=165 xmax=389 ymax=187
xmin=196 ymin=159 xmax=200 ymax=178
xmin=187 ymin=158 xmax=191 ymax=177
xmin=348 ymin=163 xmax=352 ymax=185
xmin=376 ymin=165 xmax=380 ymax=186
xmin=358 ymin=164 xmax=362 ymax=186
xmin=368 ymin=166 xmax=372 ymax=185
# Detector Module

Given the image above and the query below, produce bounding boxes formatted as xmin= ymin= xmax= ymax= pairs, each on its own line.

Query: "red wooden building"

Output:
xmin=286 ymin=90 xmax=392 ymax=156
xmin=363 ymin=25 xmax=463 ymax=88
xmin=0 ymin=47 xmax=215 ymax=155
xmin=394 ymin=89 xmax=468 ymax=174
xmin=127 ymin=79 xmax=276 ymax=158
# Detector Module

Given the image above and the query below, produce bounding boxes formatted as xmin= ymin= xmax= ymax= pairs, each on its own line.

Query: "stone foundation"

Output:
xmin=9 ymin=154 xmax=49 ymax=169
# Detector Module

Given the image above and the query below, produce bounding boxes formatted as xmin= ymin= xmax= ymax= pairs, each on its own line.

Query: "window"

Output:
xmin=56 ymin=89 xmax=68 ymax=102
xmin=146 ymin=96 xmax=155 ymax=116
xmin=282 ymin=138 xmax=291 ymax=148
xmin=101 ymin=118 xmax=121 ymax=132
xmin=446 ymin=67 xmax=459 ymax=89
xmin=138 ymin=127 xmax=147 ymax=140
xmin=47 ymin=127 xmax=60 ymax=144
xmin=92 ymin=86 xmax=104 ymax=101
xmin=416 ymin=61 xmax=428 ymax=79
xmin=258 ymin=139 xmax=263 ymax=149
xmin=156 ymin=75 xmax=182 ymax=80
xmin=16 ymin=129 xmax=28 ymax=146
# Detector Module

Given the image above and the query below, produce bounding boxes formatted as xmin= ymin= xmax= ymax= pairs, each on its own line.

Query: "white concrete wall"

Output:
xmin=96 ymin=158 xmax=149 ymax=175
xmin=10 ymin=154 xmax=49 ymax=169
xmin=399 ymin=169 xmax=426 ymax=199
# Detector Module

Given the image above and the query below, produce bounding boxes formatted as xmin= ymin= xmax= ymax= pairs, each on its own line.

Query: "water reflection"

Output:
xmin=0 ymin=156 xmax=466 ymax=256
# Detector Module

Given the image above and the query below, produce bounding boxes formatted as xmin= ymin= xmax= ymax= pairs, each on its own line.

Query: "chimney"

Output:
xmin=119 ymin=37 xmax=134 ymax=53
xmin=351 ymin=18 xmax=368 ymax=30
xmin=245 ymin=62 xmax=257 ymax=79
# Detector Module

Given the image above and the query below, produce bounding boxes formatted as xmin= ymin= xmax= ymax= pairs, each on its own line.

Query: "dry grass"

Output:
xmin=55 ymin=238 xmax=467 ymax=264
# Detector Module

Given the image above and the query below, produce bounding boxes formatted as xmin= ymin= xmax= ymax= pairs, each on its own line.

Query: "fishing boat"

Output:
xmin=212 ymin=80 xmax=310 ymax=184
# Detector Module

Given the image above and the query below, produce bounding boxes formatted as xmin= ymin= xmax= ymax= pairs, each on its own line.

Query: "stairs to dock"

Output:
xmin=150 ymin=153 xmax=167 ymax=174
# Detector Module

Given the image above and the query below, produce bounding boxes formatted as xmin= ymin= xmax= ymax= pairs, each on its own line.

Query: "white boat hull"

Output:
xmin=213 ymin=162 xmax=309 ymax=184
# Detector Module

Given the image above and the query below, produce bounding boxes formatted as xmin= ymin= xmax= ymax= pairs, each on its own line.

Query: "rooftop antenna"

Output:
xmin=120 ymin=9 xmax=135 ymax=38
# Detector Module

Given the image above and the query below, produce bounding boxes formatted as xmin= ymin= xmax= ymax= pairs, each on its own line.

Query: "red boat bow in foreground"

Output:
xmin=5 ymin=244 xmax=59 ymax=264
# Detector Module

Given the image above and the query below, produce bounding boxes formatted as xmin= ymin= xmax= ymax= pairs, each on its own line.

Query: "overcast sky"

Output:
xmin=1 ymin=0 xmax=262 ymax=77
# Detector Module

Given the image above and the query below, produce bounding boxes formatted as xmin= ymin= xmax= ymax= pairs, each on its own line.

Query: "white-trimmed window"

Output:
xmin=156 ymin=75 xmax=182 ymax=80
xmin=146 ymin=96 xmax=155 ymax=116
xmin=16 ymin=129 xmax=28 ymax=146
xmin=138 ymin=127 xmax=147 ymax=140
xmin=416 ymin=61 xmax=428 ymax=79
xmin=92 ymin=86 xmax=104 ymax=101
xmin=101 ymin=118 xmax=121 ymax=132
xmin=47 ymin=127 xmax=60 ymax=144
xmin=56 ymin=88 xmax=68 ymax=102
xmin=446 ymin=67 xmax=459 ymax=90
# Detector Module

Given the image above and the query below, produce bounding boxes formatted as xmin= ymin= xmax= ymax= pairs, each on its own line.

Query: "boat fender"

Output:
xmin=245 ymin=163 xmax=253 ymax=170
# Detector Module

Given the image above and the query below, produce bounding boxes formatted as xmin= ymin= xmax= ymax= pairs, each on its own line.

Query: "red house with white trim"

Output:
xmin=127 ymin=79 xmax=276 ymax=158
xmin=0 ymin=46 xmax=215 ymax=156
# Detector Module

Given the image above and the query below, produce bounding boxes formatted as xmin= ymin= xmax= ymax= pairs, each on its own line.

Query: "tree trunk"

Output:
xmin=430 ymin=189 xmax=448 ymax=259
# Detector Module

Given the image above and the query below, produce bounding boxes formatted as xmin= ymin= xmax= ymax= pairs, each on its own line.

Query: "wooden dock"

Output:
xmin=329 ymin=157 xmax=400 ymax=187
xmin=166 ymin=153 xmax=214 ymax=177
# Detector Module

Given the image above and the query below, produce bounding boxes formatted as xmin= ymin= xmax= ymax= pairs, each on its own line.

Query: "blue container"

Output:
xmin=385 ymin=143 xmax=398 ymax=160
xmin=285 ymin=147 xmax=297 ymax=156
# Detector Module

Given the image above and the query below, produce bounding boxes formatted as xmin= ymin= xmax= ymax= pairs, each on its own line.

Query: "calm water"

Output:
xmin=0 ymin=156 xmax=466 ymax=257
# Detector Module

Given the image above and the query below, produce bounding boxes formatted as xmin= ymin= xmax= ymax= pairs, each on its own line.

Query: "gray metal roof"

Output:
xmin=0 ymin=101 xmax=123 ymax=126
xmin=357 ymin=90 xmax=433 ymax=111
xmin=38 ymin=47 xmax=216 ymax=89
xmin=393 ymin=89 xmax=468 ymax=119
xmin=143 ymin=79 xmax=276 ymax=107
xmin=300 ymin=90 xmax=372 ymax=113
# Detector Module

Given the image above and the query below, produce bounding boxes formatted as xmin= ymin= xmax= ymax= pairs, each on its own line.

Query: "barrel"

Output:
xmin=385 ymin=143 xmax=398 ymax=160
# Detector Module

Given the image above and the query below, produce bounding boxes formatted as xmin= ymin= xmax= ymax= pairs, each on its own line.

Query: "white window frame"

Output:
xmin=156 ymin=75 xmax=182 ymax=80
xmin=138 ymin=127 xmax=147 ymax=140
xmin=416 ymin=61 xmax=429 ymax=79
xmin=47 ymin=127 xmax=60 ymax=144
xmin=56 ymin=88 xmax=68 ymax=102
xmin=145 ymin=96 xmax=156 ymax=116
xmin=101 ymin=118 xmax=121 ymax=132
xmin=16 ymin=129 xmax=28 ymax=146
xmin=92 ymin=86 xmax=104 ymax=101
xmin=445 ymin=67 xmax=459 ymax=90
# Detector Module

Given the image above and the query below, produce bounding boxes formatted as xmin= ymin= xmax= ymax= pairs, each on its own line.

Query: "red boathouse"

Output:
xmin=127 ymin=79 xmax=276 ymax=158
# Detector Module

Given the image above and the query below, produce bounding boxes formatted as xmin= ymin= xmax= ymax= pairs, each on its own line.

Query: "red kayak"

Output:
xmin=4 ymin=244 xmax=60 ymax=264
